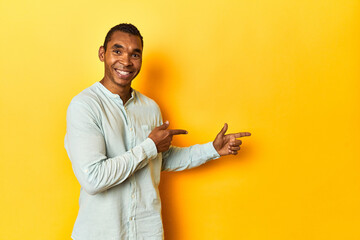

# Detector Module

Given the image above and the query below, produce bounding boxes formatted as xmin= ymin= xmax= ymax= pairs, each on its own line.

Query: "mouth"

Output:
xmin=115 ymin=69 xmax=132 ymax=77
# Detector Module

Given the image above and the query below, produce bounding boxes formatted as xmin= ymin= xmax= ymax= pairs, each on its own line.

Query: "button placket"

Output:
xmin=130 ymin=176 xmax=136 ymax=219
xmin=128 ymin=176 xmax=137 ymax=238
xmin=126 ymin=108 xmax=136 ymax=147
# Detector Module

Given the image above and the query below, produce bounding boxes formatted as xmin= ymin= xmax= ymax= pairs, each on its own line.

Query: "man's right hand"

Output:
xmin=148 ymin=121 xmax=188 ymax=153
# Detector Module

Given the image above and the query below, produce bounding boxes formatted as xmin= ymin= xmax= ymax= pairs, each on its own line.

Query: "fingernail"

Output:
xmin=165 ymin=120 xmax=169 ymax=124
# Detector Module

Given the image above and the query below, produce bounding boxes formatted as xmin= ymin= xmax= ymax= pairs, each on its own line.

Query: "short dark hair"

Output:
xmin=103 ymin=23 xmax=143 ymax=52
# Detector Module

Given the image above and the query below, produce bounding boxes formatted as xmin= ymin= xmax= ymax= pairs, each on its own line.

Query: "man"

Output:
xmin=65 ymin=23 xmax=251 ymax=240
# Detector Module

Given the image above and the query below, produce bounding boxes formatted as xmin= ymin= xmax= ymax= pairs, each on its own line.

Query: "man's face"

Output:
xmin=99 ymin=31 xmax=143 ymax=89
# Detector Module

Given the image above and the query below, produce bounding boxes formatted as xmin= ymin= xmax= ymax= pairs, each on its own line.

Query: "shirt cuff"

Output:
xmin=140 ymin=138 xmax=158 ymax=159
xmin=203 ymin=141 xmax=221 ymax=159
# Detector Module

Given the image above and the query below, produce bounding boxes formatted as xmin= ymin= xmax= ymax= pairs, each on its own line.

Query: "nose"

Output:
xmin=120 ymin=53 xmax=132 ymax=67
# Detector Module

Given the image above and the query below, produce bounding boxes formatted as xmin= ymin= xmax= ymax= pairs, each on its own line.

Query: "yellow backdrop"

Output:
xmin=1 ymin=0 xmax=359 ymax=239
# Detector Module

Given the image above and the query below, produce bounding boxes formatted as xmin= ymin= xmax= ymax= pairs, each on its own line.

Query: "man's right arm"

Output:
xmin=65 ymin=101 xmax=158 ymax=195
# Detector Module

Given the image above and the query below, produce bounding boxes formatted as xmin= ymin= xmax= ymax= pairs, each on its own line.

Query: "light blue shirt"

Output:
xmin=65 ymin=82 xmax=220 ymax=240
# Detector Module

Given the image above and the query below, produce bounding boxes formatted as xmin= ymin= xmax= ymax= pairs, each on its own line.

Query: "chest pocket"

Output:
xmin=141 ymin=124 xmax=154 ymax=140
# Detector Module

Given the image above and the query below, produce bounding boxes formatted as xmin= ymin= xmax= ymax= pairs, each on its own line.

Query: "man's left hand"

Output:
xmin=213 ymin=123 xmax=251 ymax=156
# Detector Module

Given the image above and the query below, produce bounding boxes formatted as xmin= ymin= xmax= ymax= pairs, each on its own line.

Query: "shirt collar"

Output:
xmin=95 ymin=81 xmax=136 ymax=105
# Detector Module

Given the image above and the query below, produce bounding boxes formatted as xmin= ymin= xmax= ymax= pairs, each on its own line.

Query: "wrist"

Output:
xmin=212 ymin=141 xmax=221 ymax=155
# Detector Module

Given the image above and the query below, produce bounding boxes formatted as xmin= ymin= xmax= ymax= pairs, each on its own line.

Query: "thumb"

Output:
xmin=158 ymin=120 xmax=170 ymax=130
xmin=218 ymin=123 xmax=228 ymax=136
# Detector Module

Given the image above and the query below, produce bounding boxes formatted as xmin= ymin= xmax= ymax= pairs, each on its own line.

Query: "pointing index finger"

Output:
xmin=169 ymin=129 xmax=188 ymax=135
xmin=233 ymin=132 xmax=251 ymax=138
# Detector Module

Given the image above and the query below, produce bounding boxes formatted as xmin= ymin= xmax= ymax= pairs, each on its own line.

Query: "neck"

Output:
xmin=100 ymin=78 xmax=132 ymax=104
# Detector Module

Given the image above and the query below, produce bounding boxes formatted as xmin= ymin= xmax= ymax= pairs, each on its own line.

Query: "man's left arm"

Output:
xmin=161 ymin=123 xmax=251 ymax=171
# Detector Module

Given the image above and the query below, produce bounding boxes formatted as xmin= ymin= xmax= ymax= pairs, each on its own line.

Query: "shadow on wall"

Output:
xmin=138 ymin=51 xmax=180 ymax=123
xmin=139 ymin=51 xmax=183 ymax=239
xmin=140 ymin=51 xmax=255 ymax=240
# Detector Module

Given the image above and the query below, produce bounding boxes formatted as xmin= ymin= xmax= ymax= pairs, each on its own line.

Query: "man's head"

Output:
xmin=99 ymin=23 xmax=143 ymax=92
xmin=103 ymin=23 xmax=143 ymax=52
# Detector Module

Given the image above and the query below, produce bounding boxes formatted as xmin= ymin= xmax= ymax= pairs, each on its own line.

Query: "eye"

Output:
xmin=132 ymin=53 xmax=141 ymax=58
xmin=113 ymin=50 xmax=121 ymax=55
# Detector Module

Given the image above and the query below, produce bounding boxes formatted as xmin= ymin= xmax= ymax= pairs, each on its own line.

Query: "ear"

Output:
xmin=98 ymin=46 xmax=105 ymax=62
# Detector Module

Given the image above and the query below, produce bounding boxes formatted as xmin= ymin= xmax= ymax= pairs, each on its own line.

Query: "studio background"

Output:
xmin=1 ymin=0 xmax=359 ymax=239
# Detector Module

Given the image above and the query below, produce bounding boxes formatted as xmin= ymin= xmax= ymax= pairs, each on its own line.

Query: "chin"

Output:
xmin=112 ymin=78 xmax=133 ymax=88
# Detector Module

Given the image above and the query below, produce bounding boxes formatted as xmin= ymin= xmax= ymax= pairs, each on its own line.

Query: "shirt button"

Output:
xmin=130 ymin=128 xmax=133 ymax=131
xmin=131 ymin=194 xmax=135 ymax=199
xmin=129 ymin=217 xmax=134 ymax=221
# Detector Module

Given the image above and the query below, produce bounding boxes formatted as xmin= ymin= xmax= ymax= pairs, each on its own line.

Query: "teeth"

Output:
xmin=116 ymin=69 xmax=130 ymax=75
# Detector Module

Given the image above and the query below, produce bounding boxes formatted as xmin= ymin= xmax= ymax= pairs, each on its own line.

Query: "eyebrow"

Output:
xmin=111 ymin=44 xmax=142 ymax=53
xmin=112 ymin=44 xmax=124 ymax=49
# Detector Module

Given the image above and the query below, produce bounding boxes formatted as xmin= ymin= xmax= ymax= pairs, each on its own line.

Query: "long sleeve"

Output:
xmin=161 ymin=142 xmax=220 ymax=171
xmin=65 ymin=101 xmax=158 ymax=195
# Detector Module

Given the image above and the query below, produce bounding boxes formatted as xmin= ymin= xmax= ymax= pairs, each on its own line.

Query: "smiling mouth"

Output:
xmin=115 ymin=69 xmax=132 ymax=76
